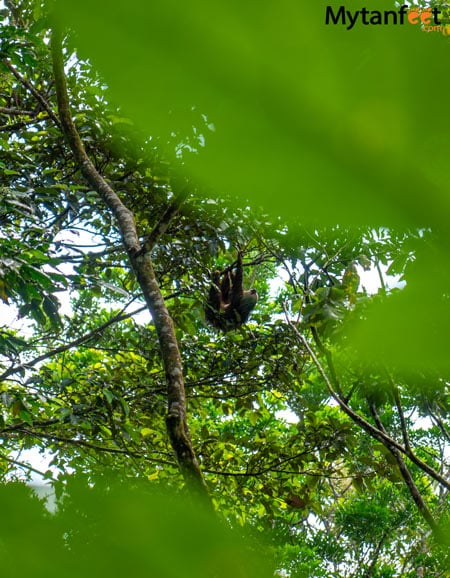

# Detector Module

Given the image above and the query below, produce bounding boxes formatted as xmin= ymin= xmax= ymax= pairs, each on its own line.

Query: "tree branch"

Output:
xmin=0 ymin=451 xmax=57 ymax=482
xmin=386 ymin=372 xmax=411 ymax=453
xmin=0 ymin=115 xmax=51 ymax=132
xmin=50 ymin=25 xmax=208 ymax=500
xmin=282 ymin=303 xmax=450 ymax=491
xmin=0 ymin=304 xmax=146 ymax=383
xmin=1 ymin=58 xmax=61 ymax=128
xmin=17 ymin=428 xmax=144 ymax=458
xmin=0 ymin=106 xmax=39 ymax=116
xmin=369 ymin=402 xmax=446 ymax=544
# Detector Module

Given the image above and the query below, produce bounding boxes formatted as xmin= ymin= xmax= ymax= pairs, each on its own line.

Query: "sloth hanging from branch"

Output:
xmin=205 ymin=251 xmax=258 ymax=331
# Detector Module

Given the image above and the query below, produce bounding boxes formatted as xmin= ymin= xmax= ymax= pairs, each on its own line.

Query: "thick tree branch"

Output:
xmin=50 ymin=25 xmax=208 ymax=499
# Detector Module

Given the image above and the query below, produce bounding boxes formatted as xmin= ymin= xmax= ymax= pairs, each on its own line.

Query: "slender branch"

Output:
xmin=375 ymin=259 xmax=387 ymax=294
xmin=0 ymin=115 xmax=51 ymax=132
xmin=1 ymin=59 xmax=61 ymax=128
xmin=369 ymin=402 xmax=446 ymax=544
xmin=1 ymin=417 xmax=60 ymax=433
xmin=0 ymin=304 xmax=146 ymax=383
xmin=0 ymin=106 xmax=39 ymax=116
xmin=311 ymin=325 xmax=342 ymax=395
xmin=389 ymin=376 xmax=411 ymax=452
xmin=282 ymin=303 xmax=450 ymax=491
xmin=427 ymin=404 xmax=450 ymax=442
xmin=203 ymin=467 xmax=335 ymax=478
xmin=3 ymin=435 xmax=176 ymax=473
xmin=0 ymin=451 xmax=57 ymax=482
xmin=363 ymin=533 xmax=387 ymax=578
xmin=18 ymin=428 xmax=144 ymax=457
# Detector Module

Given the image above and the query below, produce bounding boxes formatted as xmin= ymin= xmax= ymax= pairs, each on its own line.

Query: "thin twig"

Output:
xmin=2 ymin=58 xmax=61 ymax=128
xmin=0 ymin=304 xmax=146 ymax=383
xmin=0 ymin=451 xmax=57 ymax=482
xmin=0 ymin=106 xmax=39 ymax=116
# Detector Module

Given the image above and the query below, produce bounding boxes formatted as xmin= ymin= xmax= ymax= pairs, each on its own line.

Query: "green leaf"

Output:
xmin=55 ymin=0 xmax=450 ymax=228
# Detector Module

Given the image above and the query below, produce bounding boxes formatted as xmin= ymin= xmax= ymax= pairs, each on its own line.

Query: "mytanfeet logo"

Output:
xmin=325 ymin=4 xmax=450 ymax=33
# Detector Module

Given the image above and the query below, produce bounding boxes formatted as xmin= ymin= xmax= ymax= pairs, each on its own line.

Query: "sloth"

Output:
xmin=205 ymin=252 xmax=258 ymax=331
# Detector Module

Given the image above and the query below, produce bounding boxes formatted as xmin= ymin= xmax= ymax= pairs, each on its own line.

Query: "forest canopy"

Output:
xmin=0 ymin=1 xmax=449 ymax=577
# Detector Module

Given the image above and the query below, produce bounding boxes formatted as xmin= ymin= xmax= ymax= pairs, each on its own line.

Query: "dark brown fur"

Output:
xmin=205 ymin=252 xmax=258 ymax=331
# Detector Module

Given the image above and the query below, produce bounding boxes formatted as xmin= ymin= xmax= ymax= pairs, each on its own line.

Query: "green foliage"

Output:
xmin=0 ymin=188 xmax=66 ymax=326
xmin=54 ymin=0 xmax=450 ymax=224
xmin=0 ymin=3 xmax=449 ymax=577
xmin=0 ymin=479 xmax=273 ymax=578
xmin=51 ymin=0 xmax=450 ymax=373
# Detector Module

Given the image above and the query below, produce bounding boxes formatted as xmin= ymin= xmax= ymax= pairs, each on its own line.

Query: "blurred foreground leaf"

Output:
xmin=53 ymin=0 xmax=450 ymax=371
xmin=55 ymin=0 xmax=450 ymax=229
xmin=0 ymin=479 xmax=272 ymax=578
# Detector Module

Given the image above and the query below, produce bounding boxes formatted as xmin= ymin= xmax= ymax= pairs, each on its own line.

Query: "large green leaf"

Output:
xmin=0 ymin=480 xmax=273 ymax=578
xmin=55 ymin=0 xmax=450 ymax=227
xmin=53 ymin=0 xmax=450 ymax=369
